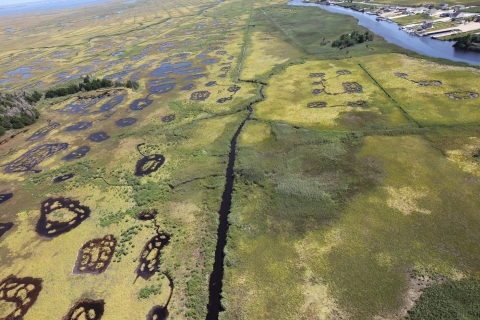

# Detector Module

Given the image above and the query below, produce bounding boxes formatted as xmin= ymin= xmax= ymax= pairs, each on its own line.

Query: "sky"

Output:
xmin=0 ymin=0 xmax=75 ymax=6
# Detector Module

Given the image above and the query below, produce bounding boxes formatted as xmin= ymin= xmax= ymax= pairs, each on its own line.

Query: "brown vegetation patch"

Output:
xmin=343 ymin=82 xmax=363 ymax=93
xmin=338 ymin=111 xmax=386 ymax=130
xmin=336 ymin=70 xmax=351 ymax=75
xmin=309 ymin=73 xmax=325 ymax=78
xmin=0 ymin=129 xmax=29 ymax=146
xmin=446 ymin=92 xmax=479 ymax=100
xmin=418 ymin=80 xmax=442 ymax=86
xmin=190 ymin=91 xmax=211 ymax=101
xmin=347 ymin=100 xmax=367 ymax=107
xmin=307 ymin=102 xmax=327 ymax=108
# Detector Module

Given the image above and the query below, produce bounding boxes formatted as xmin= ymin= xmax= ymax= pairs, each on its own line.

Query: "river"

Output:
xmin=288 ymin=0 xmax=480 ymax=66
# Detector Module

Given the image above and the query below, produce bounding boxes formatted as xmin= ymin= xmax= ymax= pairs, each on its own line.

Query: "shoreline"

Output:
xmin=289 ymin=0 xmax=480 ymax=65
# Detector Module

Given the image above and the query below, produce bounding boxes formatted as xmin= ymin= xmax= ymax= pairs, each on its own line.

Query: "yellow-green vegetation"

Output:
xmin=239 ymin=31 xmax=303 ymax=80
xmin=392 ymin=14 xmax=432 ymax=25
xmin=254 ymin=59 xmax=411 ymax=130
xmin=223 ymin=127 xmax=480 ymax=319
xmin=359 ymin=54 xmax=480 ymax=126
xmin=256 ymin=5 xmax=404 ymax=58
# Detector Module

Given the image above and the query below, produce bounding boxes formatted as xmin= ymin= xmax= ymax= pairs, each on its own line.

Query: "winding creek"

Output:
xmin=289 ymin=0 xmax=480 ymax=66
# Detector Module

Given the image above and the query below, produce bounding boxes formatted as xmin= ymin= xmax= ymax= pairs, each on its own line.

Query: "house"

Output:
xmin=440 ymin=11 xmax=453 ymax=17
xmin=440 ymin=3 xmax=449 ymax=10
xmin=475 ymin=15 xmax=480 ymax=22
xmin=451 ymin=12 xmax=465 ymax=20
xmin=453 ymin=5 xmax=465 ymax=11
xmin=421 ymin=20 xmax=434 ymax=29
xmin=426 ymin=9 xmax=438 ymax=15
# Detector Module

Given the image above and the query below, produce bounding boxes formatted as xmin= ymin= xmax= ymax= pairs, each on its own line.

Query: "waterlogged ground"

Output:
xmin=1 ymin=0 xmax=480 ymax=319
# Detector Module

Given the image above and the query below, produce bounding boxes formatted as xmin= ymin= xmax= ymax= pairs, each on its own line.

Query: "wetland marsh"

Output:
xmin=1 ymin=0 xmax=480 ymax=319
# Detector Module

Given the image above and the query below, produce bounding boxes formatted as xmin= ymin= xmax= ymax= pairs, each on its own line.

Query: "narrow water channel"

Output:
xmin=206 ymin=87 xmax=259 ymax=319
xmin=288 ymin=0 xmax=480 ymax=66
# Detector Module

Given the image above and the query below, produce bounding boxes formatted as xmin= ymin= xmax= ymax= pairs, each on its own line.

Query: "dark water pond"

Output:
xmin=206 ymin=81 xmax=217 ymax=87
xmin=135 ymin=154 xmax=165 ymax=176
xmin=181 ymin=84 xmax=195 ymax=90
xmin=288 ymin=0 xmax=480 ymax=66
xmin=149 ymin=83 xmax=176 ymax=94
xmin=0 ymin=222 xmax=14 ymax=238
xmin=27 ymin=122 xmax=60 ymax=141
xmin=0 ymin=275 xmax=42 ymax=320
xmin=162 ymin=114 xmax=175 ymax=123
xmin=73 ymin=235 xmax=116 ymax=274
xmin=203 ymin=59 xmax=218 ymax=64
xmin=5 ymin=143 xmax=68 ymax=173
xmin=150 ymin=62 xmax=192 ymax=77
xmin=136 ymin=209 xmax=157 ymax=220
xmin=37 ymin=197 xmax=90 ymax=238
xmin=88 ymin=131 xmax=110 ymax=142
xmin=63 ymin=299 xmax=104 ymax=320
xmin=130 ymin=96 xmax=154 ymax=111
xmin=116 ymin=117 xmax=137 ymax=127
xmin=148 ymin=78 xmax=176 ymax=86
xmin=137 ymin=233 xmax=170 ymax=279
xmin=0 ymin=193 xmax=13 ymax=205
xmin=62 ymin=146 xmax=90 ymax=161
xmin=52 ymin=173 xmax=75 ymax=183
xmin=65 ymin=121 xmax=92 ymax=132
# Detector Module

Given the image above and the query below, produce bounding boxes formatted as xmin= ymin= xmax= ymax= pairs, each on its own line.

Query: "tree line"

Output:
xmin=45 ymin=76 xmax=139 ymax=99
xmin=453 ymin=34 xmax=480 ymax=52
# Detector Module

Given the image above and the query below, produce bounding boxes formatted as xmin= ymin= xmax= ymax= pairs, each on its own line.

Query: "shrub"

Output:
xmin=332 ymin=30 xmax=374 ymax=49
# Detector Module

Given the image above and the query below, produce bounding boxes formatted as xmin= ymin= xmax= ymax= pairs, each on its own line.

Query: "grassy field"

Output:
xmin=253 ymin=59 xmax=412 ymax=130
xmin=2 ymin=0 xmax=480 ymax=319
xmin=223 ymin=126 xmax=480 ymax=319
xmin=359 ymin=54 xmax=480 ymax=126
xmin=256 ymin=5 xmax=404 ymax=58
xmin=392 ymin=14 xmax=432 ymax=25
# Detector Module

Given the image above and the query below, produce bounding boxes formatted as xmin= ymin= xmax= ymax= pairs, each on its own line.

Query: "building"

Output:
xmin=453 ymin=5 xmax=466 ymax=11
xmin=421 ymin=20 xmax=434 ymax=29
xmin=440 ymin=3 xmax=449 ymax=10
xmin=451 ymin=12 xmax=465 ymax=20
xmin=426 ymin=8 xmax=438 ymax=15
